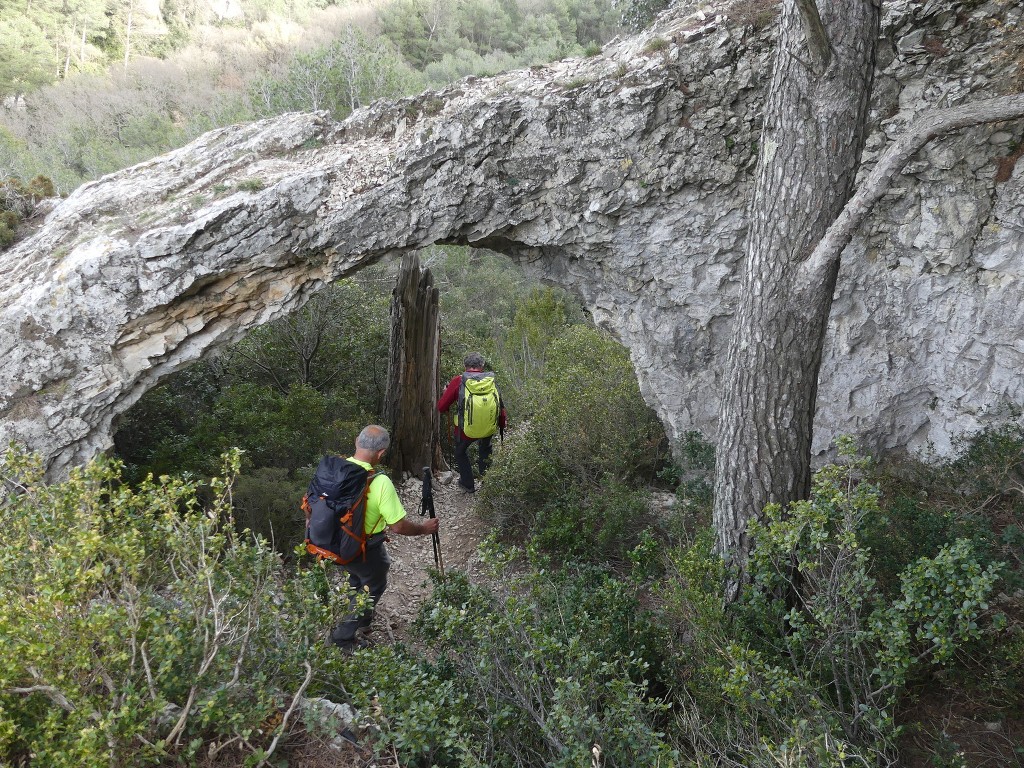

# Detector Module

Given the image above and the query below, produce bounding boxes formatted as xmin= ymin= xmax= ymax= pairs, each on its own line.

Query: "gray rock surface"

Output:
xmin=1 ymin=0 xmax=1022 ymax=477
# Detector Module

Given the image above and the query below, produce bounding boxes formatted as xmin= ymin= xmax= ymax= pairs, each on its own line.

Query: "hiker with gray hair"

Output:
xmin=328 ymin=424 xmax=439 ymax=651
xmin=437 ymin=352 xmax=507 ymax=493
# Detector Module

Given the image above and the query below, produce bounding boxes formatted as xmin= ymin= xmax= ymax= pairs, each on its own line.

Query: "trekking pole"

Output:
xmin=420 ymin=466 xmax=445 ymax=578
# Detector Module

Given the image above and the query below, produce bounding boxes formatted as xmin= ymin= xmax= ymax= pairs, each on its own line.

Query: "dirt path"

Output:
xmin=365 ymin=470 xmax=489 ymax=645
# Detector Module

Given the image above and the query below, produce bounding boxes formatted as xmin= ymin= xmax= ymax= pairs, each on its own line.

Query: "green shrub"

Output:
xmin=530 ymin=475 xmax=655 ymax=566
xmin=26 ymin=175 xmax=55 ymax=198
xmin=0 ymin=211 xmax=16 ymax=247
xmin=478 ymin=325 xmax=665 ymax=564
xmin=0 ymin=447 xmax=347 ymax=766
xmin=125 ymin=382 xmax=350 ymax=478
xmin=664 ymin=442 xmax=1005 ymax=766
xmin=872 ymin=424 xmax=1024 ymax=590
xmin=361 ymin=562 xmax=676 ymax=767
xmin=232 ymin=466 xmax=309 ymax=554
xmin=0 ymin=174 xmax=55 ymax=248
xmin=532 ymin=326 xmax=664 ymax=481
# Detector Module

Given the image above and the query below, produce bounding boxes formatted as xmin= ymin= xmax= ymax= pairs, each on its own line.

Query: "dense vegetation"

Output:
xmin=2 ymin=0 xmax=1023 ymax=764
xmin=3 ymin=243 xmax=1023 ymax=766
xmin=0 ymin=0 xmax=622 ymax=198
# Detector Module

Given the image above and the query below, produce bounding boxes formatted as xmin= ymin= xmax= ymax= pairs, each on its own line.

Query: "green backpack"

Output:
xmin=459 ymin=372 xmax=500 ymax=439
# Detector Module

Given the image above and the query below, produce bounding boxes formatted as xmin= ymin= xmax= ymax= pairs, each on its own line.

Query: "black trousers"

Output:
xmin=455 ymin=434 xmax=492 ymax=491
xmin=330 ymin=541 xmax=390 ymax=645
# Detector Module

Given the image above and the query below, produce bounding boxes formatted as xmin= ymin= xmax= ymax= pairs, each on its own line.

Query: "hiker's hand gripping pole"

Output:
xmin=420 ymin=466 xmax=445 ymax=577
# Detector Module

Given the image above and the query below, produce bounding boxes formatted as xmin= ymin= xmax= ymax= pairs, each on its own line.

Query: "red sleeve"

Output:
xmin=437 ymin=375 xmax=462 ymax=413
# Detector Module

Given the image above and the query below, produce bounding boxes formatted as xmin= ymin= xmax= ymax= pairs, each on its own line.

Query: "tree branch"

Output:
xmin=4 ymin=685 xmax=76 ymax=712
xmin=794 ymin=0 xmax=831 ymax=74
xmin=800 ymin=92 xmax=1024 ymax=286
xmin=257 ymin=661 xmax=313 ymax=767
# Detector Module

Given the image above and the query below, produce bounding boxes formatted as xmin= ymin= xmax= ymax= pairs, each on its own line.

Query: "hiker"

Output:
xmin=437 ymin=351 xmax=507 ymax=493
xmin=326 ymin=424 xmax=439 ymax=651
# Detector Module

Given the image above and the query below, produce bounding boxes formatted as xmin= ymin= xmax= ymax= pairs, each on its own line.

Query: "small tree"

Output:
xmin=714 ymin=0 xmax=1024 ymax=595
xmin=0 ymin=447 xmax=342 ymax=766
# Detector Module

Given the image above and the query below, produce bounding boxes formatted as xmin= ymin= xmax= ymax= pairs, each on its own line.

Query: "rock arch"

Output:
xmin=2 ymin=2 xmax=1023 ymax=478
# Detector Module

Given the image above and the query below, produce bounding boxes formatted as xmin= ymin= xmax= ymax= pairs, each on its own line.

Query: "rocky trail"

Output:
xmin=280 ymin=471 xmax=489 ymax=768
xmin=365 ymin=470 xmax=490 ymax=646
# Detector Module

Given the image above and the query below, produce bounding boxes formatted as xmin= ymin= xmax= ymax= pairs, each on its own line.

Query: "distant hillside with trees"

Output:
xmin=0 ymin=0 xmax=623 ymax=193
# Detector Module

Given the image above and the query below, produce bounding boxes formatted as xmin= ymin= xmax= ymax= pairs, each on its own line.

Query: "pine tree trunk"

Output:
xmin=713 ymin=0 xmax=881 ymax=592
xmin=383 ymin=252 xmax=445 ymax=479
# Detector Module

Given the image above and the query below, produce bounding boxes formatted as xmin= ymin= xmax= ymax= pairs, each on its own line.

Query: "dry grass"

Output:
xmin=898 ymin=683 xmax=1024 ymax=767
xmin=726 ymin=0 xmax=781 ymax=31
xmin=995 ymin=141 xmax=1024 ymax=184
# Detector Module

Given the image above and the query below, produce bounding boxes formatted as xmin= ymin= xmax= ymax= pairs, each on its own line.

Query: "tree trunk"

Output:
xmin=383 ymin=252 xmax=446 ymax=480
xmin=713 ymin=0 xmax=881 ymax=592
xmin=123 ymin=1 xmax=134 ymax=71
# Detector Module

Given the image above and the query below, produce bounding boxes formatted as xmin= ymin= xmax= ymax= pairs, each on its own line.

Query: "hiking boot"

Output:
xmin=457 ymin=482 xmax=475 ymax=494
xmin=332 ymin=636 xmax=370 ymax=654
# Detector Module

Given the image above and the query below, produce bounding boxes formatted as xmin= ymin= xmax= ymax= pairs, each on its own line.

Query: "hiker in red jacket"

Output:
xmin=437 ymin=352 xmax=507 ymax=493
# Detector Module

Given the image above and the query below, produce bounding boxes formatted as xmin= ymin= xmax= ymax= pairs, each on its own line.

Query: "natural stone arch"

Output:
xmin=2 ymin=2 xmax=1023 ymax=479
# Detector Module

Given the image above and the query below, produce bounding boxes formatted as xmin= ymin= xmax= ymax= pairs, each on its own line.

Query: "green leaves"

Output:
xmin=0 ymin=446 xmax=338 ymax=766
xmin=365 ymin=563 xmax=675 ymax=767
xmin=477 ymin=324 xmax=666 ymax=564
xmin=877 ymin=539 xmax=1002 ymax=682
xmin=710 ymin=445 xmax=1007 ymax=763
xmin=0 ymin=15 xmax=54 ymax=99
xmin=249 ymin=27 xmax=424 ymax=119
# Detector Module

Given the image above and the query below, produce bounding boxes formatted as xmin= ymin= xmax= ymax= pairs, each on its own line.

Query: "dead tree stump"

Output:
xmin=383 ymin=252 xmax=446 ymax=479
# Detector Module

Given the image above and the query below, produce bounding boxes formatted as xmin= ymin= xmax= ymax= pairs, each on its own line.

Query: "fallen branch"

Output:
xmin=4 ymin=685 xmax=75 ymax=712
xmin=258 ymin=661 xmax=314 ymax=767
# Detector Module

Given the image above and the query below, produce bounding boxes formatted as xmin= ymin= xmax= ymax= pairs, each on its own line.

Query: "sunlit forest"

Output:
xmin=0 ymin=0 xmax=629 ymax=193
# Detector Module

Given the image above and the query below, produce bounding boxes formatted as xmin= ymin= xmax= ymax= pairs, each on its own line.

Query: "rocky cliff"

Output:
xmin=1 ymin=0 xmax=1022 ymax=477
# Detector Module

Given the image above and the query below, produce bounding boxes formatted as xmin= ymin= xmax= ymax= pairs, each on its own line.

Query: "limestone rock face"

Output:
xmin=1 ymin=0 xmax=1022 ymax=477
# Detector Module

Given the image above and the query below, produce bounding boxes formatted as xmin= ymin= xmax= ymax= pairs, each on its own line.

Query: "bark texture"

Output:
xmin=714 ymin=0 xmax=882 ymax=576
xmin=713 ymin=3 xmax=1024 ymax=581
xmin=383 ymin=253 xmax=445 ymax=478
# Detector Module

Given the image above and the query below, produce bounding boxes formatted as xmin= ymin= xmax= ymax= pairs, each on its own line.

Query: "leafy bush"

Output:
xmin=0 ymin=447 xmax=347 ymax=767
xmin=656 ymin=430 xmax=716 ymax=547
xmin=0 ymin=210 xmax=16 ymax=247
xmin=478 ymin=325 xmax=666 ymax=565
xmin=232 ymin=466 xmax=309 ymax=554
xmin=358 ymin=560 xmax=676 ymax=767
xmin=871 ymin=424 xmax=1024 ymax=591
xmin=0 ymin=174 xmax=54 ymax=248
xmin=530 ymin=475 xmax=654 ymax=566
xmin=662 ymin=443 xmax=1006 ymax=767
xmin=249 ymin=28 xmax=424 ymax=120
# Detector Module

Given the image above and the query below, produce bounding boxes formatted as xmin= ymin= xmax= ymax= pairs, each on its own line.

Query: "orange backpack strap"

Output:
xmin=301 ymin=493 xmax=312 ymax=523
